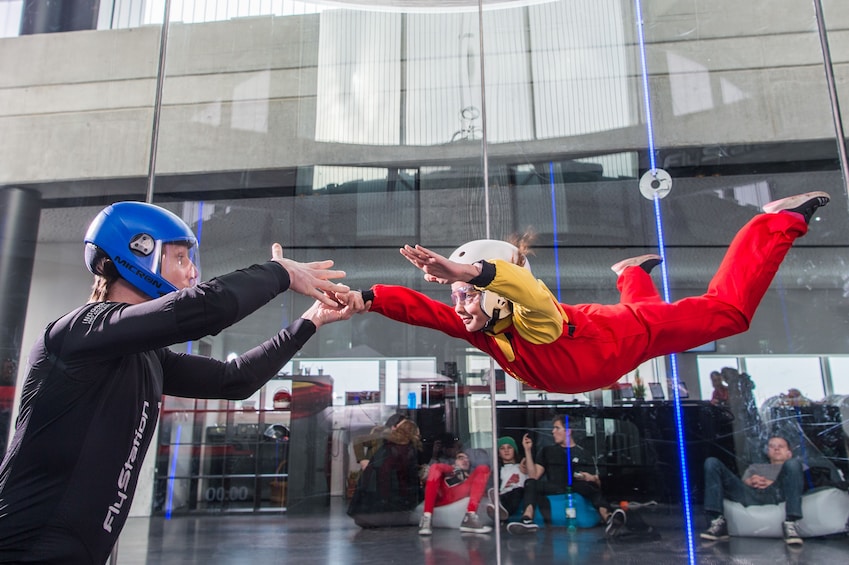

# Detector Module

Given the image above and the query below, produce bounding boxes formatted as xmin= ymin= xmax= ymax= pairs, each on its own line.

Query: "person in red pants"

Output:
xmin=419 ymin=451 xmax=492 ymax=535
xmin=343 ymin=192 xmax=829 ymax=394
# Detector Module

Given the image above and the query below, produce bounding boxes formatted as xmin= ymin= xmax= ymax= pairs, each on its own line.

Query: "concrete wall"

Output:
xmin=0 ymin=4 xmax=846 ymax=187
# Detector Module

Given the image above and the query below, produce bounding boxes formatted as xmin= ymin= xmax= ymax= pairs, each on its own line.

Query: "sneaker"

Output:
xmin=699 ymin=515 xmax=729 ymax=541
xmin=611 ymin=254 xmax=663 ymax=277
xmin=506 ymin=516 xmax=539 ymax=535
xmin=486 ymin=502 xmax=508 ymax=523
xmin=763 ymin=191 xmax=830 ymax=224
xmin=604 ymin=508 xmax=627 ymax=538
xmin=459 ymin=511 xmax=492 ymax=534
xmin=418 ymin=513 xmax=433 ymax=536
xmin=782 ymin=520 xmax=803 ymax=546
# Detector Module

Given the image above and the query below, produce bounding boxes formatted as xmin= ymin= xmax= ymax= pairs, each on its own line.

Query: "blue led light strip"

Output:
xmin=549 ymin=162 xmax=563 ymax=301
xmin=165 ymin=424 xmax=182 ymax=519
xmin=565 ymin=415 xmax=572 ymax=486
xmin=635 ymin=1 xmax=695 ymax=561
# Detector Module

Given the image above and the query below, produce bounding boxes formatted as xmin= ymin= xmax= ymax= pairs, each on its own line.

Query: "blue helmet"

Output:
xmin=84 ymin=202 xmax=199 ymax=299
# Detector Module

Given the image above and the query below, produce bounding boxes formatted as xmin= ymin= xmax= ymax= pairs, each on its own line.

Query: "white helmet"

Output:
xmin=448 ymin=239 xmax=531 ymax=323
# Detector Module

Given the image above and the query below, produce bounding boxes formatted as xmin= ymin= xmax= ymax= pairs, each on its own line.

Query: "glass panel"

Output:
xmin=697 ymin=356 xmax=739 ymax=402
xmin=744 ymin=356 xmax=825 ymax=408
xmin=4 ymin=0 xmax=849 ymax=562
xmin=490 ymin=0 xmax=849 ymax=560
xmin=638 ymin=0 xmax=848 ymax=553
xmin=150 ymin=1 xmax=493 ymax=519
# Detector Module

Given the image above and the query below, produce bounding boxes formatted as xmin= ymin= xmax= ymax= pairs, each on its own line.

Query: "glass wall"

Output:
xmin=1 ymin=0 xmax=847 ymax=562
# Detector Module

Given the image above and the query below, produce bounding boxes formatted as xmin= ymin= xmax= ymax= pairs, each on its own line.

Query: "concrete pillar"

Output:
xmin=0 ymin=188 xmax=41 ymax=455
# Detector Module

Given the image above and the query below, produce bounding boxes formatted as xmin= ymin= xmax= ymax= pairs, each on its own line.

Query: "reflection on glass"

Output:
xmin=744 ymin=356 xmax=825 ymax=410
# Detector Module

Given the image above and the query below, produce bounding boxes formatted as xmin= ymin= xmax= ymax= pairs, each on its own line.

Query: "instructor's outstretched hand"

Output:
xmin=271 ymin=243 xmax=349 ymax=306
xmin=301 ymin=295 xmax=357 ymax=328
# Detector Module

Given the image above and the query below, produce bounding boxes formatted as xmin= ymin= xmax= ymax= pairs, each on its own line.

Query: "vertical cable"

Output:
xmin=634 ymin=0 xmax=656 ymax=172
xmin=477 ymin=2 xmax=502 ymax=560
xmin=635 ymin=1 xmax=695 ymax=562
xmin=146 ymin=0 xmax=172 ymax=203
xmin=478 ymin=1 xmax=491 ymax=238
xmin=812 ymin=0 xmax=849 ymax=199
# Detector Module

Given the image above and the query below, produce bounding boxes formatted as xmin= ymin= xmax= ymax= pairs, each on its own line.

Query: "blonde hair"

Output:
xmin=386 ymin=419 xmax=423 ymax=451
xmin=507 ymin=229 xmax=536 ymax=267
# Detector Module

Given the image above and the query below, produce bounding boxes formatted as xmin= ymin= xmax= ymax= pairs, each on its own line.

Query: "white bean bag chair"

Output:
xmin=413 ymin=497 xmax=493 ymax=529
xmin=724 ymin=487 xmax=849 ymax=538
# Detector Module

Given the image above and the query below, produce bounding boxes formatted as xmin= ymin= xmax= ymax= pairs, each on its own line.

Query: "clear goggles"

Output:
xmin=450 ymin=285 xmax=481 ymax=306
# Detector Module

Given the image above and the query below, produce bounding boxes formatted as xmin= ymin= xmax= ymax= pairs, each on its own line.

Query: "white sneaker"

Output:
xmin=418 ymin=513 xmax=433 ymax=536
xmin=604 ymin=508 xmax=627 ymax=538
xmin=611 ymin=254 xmax=662 ymax=277
xmin=763 ymin=191 xmax=829 ymax=224
xmin=460 ymin=512 xmax=492 ymax=534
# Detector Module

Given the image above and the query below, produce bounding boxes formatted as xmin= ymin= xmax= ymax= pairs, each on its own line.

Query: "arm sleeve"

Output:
xmin=171 ymin=261 xmax=291 ymax=339
xmin=471 ymin=259 xmax=565 ymax=344
xmin=59 ymin=262 xmax=291 ymax=361
xmin=160 ymin=317 xmax=316 ymax=399
xmin=367 ymin=284 xmax=470 ymax=340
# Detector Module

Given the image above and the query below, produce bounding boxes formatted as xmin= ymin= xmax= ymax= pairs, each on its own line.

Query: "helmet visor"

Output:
xmin=154 ymin=239 xmax=201 ymax=290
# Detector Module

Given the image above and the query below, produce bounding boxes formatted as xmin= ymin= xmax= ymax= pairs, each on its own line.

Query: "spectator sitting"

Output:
xmin=779 ymin=388 xmax=812 ymax=407
xmin=507 ymin=415 xmax=624 ymax=536
xmin=709 ymin=371 xmax=729 ymax=407
xmin=352 ymin=413 xmax=407 ymax=470
xmin=486 ymin=436 xmax=528 ymax=524
xmin=418 ymin=451 xmax=492 ymax=535
xmin=427 ymin=433 xmax=463 ymax=465
xmin=347 ymin=419 xmax=423 ymax=527
xmin=700 ymin=435 xmax=806 ymax=545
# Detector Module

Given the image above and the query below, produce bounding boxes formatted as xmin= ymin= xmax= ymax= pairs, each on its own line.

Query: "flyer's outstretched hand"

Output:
xmin=400 ymin=244 xmax=480 ymax=284
xmin=271 ymin=243 xmax=349 ymax=306
xmin=337 ymin=290 xmax=370 ymax=313
xmin=301 ymin=295 xmax=357 ymax=328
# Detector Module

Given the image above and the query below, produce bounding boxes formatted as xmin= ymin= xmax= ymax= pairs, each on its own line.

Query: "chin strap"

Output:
xmin=482 ymin=307 xmax=501 ymax=332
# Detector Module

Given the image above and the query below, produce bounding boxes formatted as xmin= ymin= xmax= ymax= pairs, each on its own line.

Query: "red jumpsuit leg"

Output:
xmin=464 ymin=465 xmax=491 ymax=512
xmin=423 ymin=463 xmax=453 ymax=513
xmin=617 ymin=267 xmax=663 ymax=303
xmin=706 ymin=212 xmax=807 ymax=320
xmin=633 ymin=212 xmax=808 ymax=359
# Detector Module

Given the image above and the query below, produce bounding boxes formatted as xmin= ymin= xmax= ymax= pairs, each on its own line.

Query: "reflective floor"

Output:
xmin=112 ymin=498 xmax=849 ymax=564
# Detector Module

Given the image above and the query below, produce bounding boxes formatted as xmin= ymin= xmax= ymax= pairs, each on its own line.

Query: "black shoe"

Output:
xmin=611 ymin=254 xmax=662 ymax=277
xmin=604 ymin=508 xmax=627 ymax=538
xmin=507 ymin=517 xmax=539 ymax=535
xmin=699 ymin=515 xmax=729 ymax=541
xmin=763 ymin=191 xmax=830 ymax=224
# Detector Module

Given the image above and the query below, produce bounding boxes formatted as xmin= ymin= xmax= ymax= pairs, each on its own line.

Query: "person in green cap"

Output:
xmin=486 ymin=436 xmax=529 ymax=524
